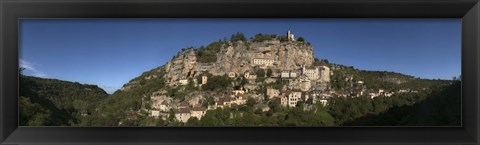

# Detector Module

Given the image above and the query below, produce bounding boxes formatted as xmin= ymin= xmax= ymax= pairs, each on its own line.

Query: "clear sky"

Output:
xmin=19 ymin=19 xmax=461 ymax=94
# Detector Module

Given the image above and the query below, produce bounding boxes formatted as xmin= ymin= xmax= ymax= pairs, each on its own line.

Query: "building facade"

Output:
xmin=190 ymin=107 xmax=207 ymax=120
xmin=252 ymin=58 xmax=275 ymax=66
xmin=302 ymin=66 xmax=320 ymax=80
xmin=281 ymin=70 xmax=297 ymax=79
xmin=244 ymin=71 xmax=257 ymax=80
xmin=266 ymin=88 xmax=280 ymax=99
xmin=175 ymin=108 xmax=192 ymax=123
xmin=178 ymin=79 xmax=189 ymax=85
xmin=280 ymin=90 xmax=303 ymax=107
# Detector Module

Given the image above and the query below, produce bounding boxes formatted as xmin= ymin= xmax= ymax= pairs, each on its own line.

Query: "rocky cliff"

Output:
xmin=162 ymin=38 xmax=314 ymax=84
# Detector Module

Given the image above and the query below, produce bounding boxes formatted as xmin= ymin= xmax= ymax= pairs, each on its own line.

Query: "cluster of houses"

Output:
xmin=151 ymin=61 xmax=419 ymax=122
xmin=150 ymin=98 xmax=208 ymax=123
xmin=207 ymin=95 xmax=249 ymax=110
xmin=149 ymin=91 xmax=252 ymax=123
xmin=266 ymin=88 xmax=332 ymax=107
xmin=174 ymin=107 xmax=208 ymax=123
xmin=144 ymin=30 xmax=431 ymax=124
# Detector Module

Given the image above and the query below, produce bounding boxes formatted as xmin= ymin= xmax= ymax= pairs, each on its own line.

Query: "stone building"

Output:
xmin=232 ymin=95 xmax=248 ymax=105
xmin=151 ymin=95 xmax=171 ymax=111
xmin=302 ymin=65 xmax=320 ymax=80
xmin=150 ymin=110 xmax=169 ymax=120
xmin=266 ymin=88 xmax=280 ymax=99
xmin=300 ymin=78 xmax=311 ymax=92
xmin=208 ymin=97 xmax=233 ymax=110
xmin=281 ymin=70 xmax=297 ymax=79
xmin=287 ymin=75 xmax=311 ymax=91
xmin=228 ymin=72 xmax=237 ymax=78
xmin=302 ymin=66 xmax=320 ymax=80
xmin=244 ymin=71 xmax=257 ymax=80
xmin=287 ymin=30 xmax=295 ymax=41
xmin=190 ymin=107 xmax=207 ymax=120
xmin=280 ymin=89 xmax=302 ymax=107
xmin=151 ymin=110 xmax=160 ymax=117
xmin=175 ymin=108 xmax=191 ymax=123
xmin=319 ymin=65 xmax=331 ymax=83
xmin=179 ymin=79 xmax=189 ymax=85
xmin=158 ymin=101 xmax=170 ymax=112
xmin=252 ymin=58 xmax=275 ymax=66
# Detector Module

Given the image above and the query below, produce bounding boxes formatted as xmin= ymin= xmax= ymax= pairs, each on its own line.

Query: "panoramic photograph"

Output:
xmin=19 ymin=19 xmax=461 ymax=126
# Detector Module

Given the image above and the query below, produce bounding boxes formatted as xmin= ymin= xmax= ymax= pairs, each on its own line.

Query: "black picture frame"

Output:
xmin=1 ymin=0 xmax=479 ymax=144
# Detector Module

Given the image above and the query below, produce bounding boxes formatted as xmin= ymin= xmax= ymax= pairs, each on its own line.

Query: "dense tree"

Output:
xmin=297 ymin=37 xmax=305 ymax=42
xmin=278 ymin=35 xmax=289 ymax=42
xmin=19 ymin=96 xmax=52 ymax=126
xmin=186 ymin=117 xmax=200 ymax=126
xmin=19 ymin=75 xmax=109 ymax=126
xmin=196 ymin=41 xmax=227 ymax=63
xmin=266 ymin=69 xmax=273 ymax=77
xmin=255 ymin=69 xmax=265 ymax=77
xmin=202 ymin=75 xmax=231 ymax=92
xmin=345 ymin=81 xmax=461 ymax=126
xmin=196 ymin=49 xmax=217 ymax=63
xmin=230 ymin=32 xmax=247 ymax=42
xmin=252 ymin=33 xmax=277 ymax=42
xmin=247 ymin=98 xmax=257 ymax=107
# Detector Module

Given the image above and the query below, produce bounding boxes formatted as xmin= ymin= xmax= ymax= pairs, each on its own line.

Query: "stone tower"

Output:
xmin=287 ymin=30 xmax=295 ymax=41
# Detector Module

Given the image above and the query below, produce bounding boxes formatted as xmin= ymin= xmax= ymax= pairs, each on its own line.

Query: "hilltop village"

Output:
xmin=118 ymin=31 xmax=421 ymax=123
xmin=19 ymin=31 xmax=460 ymax=127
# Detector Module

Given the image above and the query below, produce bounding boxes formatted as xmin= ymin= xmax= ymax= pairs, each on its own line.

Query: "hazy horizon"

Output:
xmin=19 ymin=19 xmax=461 ymax=94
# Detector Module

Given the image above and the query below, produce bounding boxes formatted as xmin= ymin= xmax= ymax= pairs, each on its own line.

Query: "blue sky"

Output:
xmin=19 ymin=19 xmax=461 ymax=94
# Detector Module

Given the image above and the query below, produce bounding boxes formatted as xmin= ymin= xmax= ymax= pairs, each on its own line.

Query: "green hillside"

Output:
xmin=19 ymin=75 xmax=109 ymax=126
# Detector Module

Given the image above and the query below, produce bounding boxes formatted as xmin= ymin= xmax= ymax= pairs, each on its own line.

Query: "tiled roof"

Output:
xmin=291 ymin=89 xmax=303 ymax=92
xmin=191 ymin=107 xmax=206 ymax=111
xmin=176 ymin=108 xmax=191 ymax=114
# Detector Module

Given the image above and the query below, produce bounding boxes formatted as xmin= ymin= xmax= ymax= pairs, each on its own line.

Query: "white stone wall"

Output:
xmin=151 ymin=110 xmax=160 ymax=117
xmin=319 ymin=66 xmax=331 ymax=83
xmin=179 ymin=79 xmax=188 ymax=85
xmin=281 ymin=71 xmax=290 ymax=78
xmin=175 ymin=113 xmax=191 ymax=123
xmin=303 ymin=67 xmax=320 ymax=80
xmin=301 ymin=80 xmax=311 ymax=91
xmin=266 ymin=88 xmax=280 ymax=98
xmin=191 ymin=111 xmax=206 ymax=120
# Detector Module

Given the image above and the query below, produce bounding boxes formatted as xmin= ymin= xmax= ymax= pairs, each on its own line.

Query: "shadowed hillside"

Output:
xmin=343 ymin=81 xmax=461 ymax=126
xmin=20 ymin=75 xmax=109 ymax=126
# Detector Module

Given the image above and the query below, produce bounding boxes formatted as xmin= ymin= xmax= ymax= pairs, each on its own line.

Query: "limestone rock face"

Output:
xmin=164 ymin=49 xmax=197 ymax=81
xmin=164 ymin=39 xmax=314 ymax=82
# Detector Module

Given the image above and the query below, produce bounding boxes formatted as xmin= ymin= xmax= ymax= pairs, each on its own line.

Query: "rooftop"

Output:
xmin=176 ymin=108 xmax=191 ymax=114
